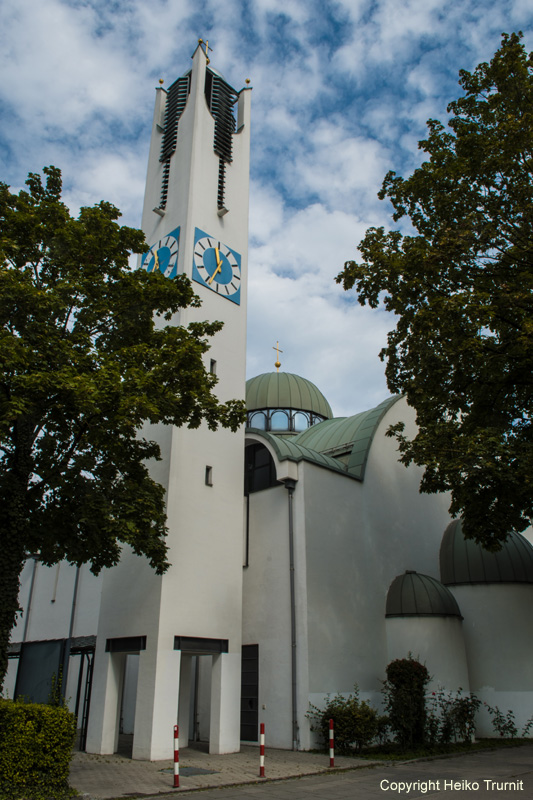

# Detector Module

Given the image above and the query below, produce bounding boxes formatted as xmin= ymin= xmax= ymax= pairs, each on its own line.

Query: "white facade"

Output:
xmin=242 ymin=394 xmax=533 ymax=748
xmin=85 ymin=44 xmax=251 ymax=759
xmin=243 ymin=398 xmax=452 ymax=749
xmin=6 ymin=45 xmax=533 ymax=757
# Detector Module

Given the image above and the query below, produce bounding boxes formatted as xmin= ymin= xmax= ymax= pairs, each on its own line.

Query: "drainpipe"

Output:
xmin=283 ymin=478 xmax=299 ymax=750
xmin=62 ymin=565 xmax=81 ymax=701
xmin=68 ymin=566 xmax=81 ymax=642
xmin=22 ymin=555 xmax=39 ymax=642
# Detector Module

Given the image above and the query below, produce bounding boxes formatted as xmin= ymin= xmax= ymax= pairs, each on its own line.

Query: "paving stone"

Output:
xmin=69 ymin=742 xmax=533 ymax=800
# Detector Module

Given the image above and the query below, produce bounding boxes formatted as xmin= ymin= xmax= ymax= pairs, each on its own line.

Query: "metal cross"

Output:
xmin=273 ymin=341 xmax=283 ymax=372
xmin=198 ymin=38 xmax=213 ymax=62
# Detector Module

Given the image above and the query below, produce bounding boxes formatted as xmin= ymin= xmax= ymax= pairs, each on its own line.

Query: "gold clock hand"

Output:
xmin=208 ymin=247 xmax=223 ymax=284
xmin=153 ymin=250 xmax=159 ymax=271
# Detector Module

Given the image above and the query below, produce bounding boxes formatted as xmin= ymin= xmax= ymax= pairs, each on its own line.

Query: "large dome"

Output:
xmin=246 ymin=372 xmax=332 ymax=435
xmin=246 ymin=372 xmax=332 ymax=417
xmin=440 ymin=519 xmax=533 ymax=585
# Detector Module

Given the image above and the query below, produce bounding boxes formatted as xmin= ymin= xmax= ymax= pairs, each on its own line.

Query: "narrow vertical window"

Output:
xmin=205 ymin=466 xmax=213 ymax=486
xmin=210 ymin=359 xmax=217 ymax=375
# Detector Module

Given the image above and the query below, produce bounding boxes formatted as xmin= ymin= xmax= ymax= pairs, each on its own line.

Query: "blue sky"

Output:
xmin=1 ymin=0 xmax=532 ymax=416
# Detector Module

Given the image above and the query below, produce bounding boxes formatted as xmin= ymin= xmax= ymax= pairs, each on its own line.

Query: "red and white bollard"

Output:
xmin=173 ymin=724 xmax=180 ymax=788
xmin=329 ymin=718 xmax=335 ymax=768
xmin=259 ymin=722 xmax=265 ymax=777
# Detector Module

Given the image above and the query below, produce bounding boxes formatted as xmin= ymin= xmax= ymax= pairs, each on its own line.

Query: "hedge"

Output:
xmin=0 ymin=698 xmax=76 ymax=800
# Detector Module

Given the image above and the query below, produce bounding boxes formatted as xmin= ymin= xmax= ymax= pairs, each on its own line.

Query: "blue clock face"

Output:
xmin=192 ymin=228 xmax=241 ymax=304
xmin=141 ymin=227 xmax=180 ymax=279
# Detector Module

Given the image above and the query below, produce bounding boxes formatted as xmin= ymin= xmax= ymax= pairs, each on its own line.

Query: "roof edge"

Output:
xmin=245 ymin=429 xmax=362 ymax=481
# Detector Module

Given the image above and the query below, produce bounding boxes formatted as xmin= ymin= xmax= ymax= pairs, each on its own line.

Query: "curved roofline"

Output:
xmin=292 ymin=395 xmax=402 ymax=480
xmin=246 ymin=429 xmax=357 ymax=480
xmin=245 ymin=395 xmax=403 ymax=482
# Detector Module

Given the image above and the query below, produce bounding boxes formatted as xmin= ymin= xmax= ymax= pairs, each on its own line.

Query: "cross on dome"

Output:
xmin=272 ymin=341 xmax=283 ymax=372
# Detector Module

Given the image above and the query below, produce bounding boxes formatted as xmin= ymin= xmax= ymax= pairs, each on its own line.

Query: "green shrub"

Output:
xmin=426 ymin=688 xmax=481 ymax=744
xmin=383 ymin=656 xmax=430 ymax=748
xmin=484 ymin=703 xmax=518 ymax=738
xmin=0 ymin=698 xmax=76 ymax=800
xmin=484 ymin=703 xmax=533 ymax=739
xmin=307 ymin=685 xmax=379 ymax=753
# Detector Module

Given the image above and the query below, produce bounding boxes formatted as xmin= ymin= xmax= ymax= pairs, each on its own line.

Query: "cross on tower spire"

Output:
xmin=198 ymin=38 xmax=213 ymax=63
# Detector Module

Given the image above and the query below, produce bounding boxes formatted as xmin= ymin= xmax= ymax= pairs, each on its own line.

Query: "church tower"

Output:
xmin=86 ymin=42 xmax=251 ymax=759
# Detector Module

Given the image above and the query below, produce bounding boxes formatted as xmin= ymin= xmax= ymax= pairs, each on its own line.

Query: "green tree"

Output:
xmin=0 ymin=167 xmax=246 ymax=689
xmin=337 ymin=33 xmax=533 ymax=550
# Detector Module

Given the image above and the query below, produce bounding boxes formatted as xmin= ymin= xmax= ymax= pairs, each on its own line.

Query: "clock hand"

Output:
xmin=153 ymin=250 xmax=159 ymax=271
xmin=208 ymin=247 xmax=223 ymax=284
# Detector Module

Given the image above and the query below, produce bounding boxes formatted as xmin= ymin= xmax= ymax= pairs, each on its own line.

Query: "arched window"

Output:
xmin=248 ymin=411 xmax=267 ymax=430
xmin=245 ymin=444 xmax=279 ymax=494
xmin=270 ymin=410 xmax=290 ymax=431
xmin=246 ymin=408 xmax=328 ymax=433
xmin=292 ymin=411 xmax=310 ymax=432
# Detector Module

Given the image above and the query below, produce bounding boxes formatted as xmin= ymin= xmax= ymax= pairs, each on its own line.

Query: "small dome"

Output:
xmin=246 ymin=373 xmax=333 ymax=419
xmin=440 ymin=519 xmax=533 ymax=585
xmin=386 ymin=571 xmax=462 ymax=618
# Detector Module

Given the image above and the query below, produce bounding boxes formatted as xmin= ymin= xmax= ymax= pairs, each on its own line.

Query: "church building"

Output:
xmin=5 ymin=43 xmax=533 ymax=758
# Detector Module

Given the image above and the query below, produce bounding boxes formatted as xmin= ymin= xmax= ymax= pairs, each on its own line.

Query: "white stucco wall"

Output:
xmin=303 ymin=399 xmax=452 ymax=701
xmin=385 ymin=616 xmax=470 ymax=692
xmin=448 ymin=583 xmax=533 ymax=737
xmin=242 ymin=483 xmax=295 ymax=749
xmin=2 ymin=659 xmax=18 ymax=699
xmin=11 ymin=561 xmax=103 ymax=644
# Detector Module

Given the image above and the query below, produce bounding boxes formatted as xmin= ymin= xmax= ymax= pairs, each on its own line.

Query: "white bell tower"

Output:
xmin=86 ymin=42 xmax=251 ymax=759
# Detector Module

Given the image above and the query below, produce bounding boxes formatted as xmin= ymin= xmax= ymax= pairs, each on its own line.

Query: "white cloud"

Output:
xmin=249 ymin=181 xmax=285 ymax=243
xmin=0 ymin=1 xmax=138 ymax=127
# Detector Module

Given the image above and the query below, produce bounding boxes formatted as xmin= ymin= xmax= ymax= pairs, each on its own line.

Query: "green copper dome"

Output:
xmin=440 ymin=519 xmax=533 ymax=585
xmin=386 ymin=571 xmax=462 ymax=618
xmin=246 ymin=373 xmax=333 ymax=419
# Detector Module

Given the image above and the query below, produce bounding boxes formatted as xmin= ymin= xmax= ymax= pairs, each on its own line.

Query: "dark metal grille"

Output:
xmin=159 ymin=74 xmax=190 ymax=208
xmin=217 ymin=159 xmax=227 ymax=208
xmin=205 ymin=68 xmax=238 ymax=209
xmin=209 ymin=74 xmax=237 ymax=162
xmin=174 ymin=636 xmax=229 ymax=655
xmin=105 ymin=635 xmax=147 ymax=653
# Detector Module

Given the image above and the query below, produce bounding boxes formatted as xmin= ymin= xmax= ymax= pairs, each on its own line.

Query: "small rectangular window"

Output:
xmin=205 ymin=466 xmax=213 ymax=486
xmin=210 ymin=359 xmax=217 ymax=375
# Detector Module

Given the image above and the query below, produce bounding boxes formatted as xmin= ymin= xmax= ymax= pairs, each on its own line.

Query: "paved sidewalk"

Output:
xmin=70 ymin=740 xmax=373 ymax=798
xmin=69 ymin=741 xmax=533 ymax=800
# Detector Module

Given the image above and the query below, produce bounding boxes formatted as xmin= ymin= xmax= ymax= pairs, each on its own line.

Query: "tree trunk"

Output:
xmin=0 ymin=484 xmax=30 ymax=693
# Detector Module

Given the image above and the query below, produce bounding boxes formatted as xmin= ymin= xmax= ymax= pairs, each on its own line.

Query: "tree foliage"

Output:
xmin=0 ymin=167 xmax=246 ymax=688
xmin=337 ymin=33 xmax=533 ymax=550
